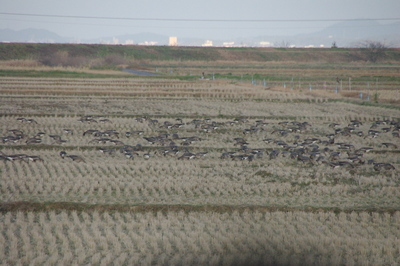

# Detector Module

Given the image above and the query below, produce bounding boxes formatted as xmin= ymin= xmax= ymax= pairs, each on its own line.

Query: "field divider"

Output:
xmin=1 ymin=201 xmax=399 ymax=214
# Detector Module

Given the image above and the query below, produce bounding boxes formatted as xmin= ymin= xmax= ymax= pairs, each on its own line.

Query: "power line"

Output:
xmin=0 ymin=17 xmax=393 ymax=31
xmin=1 ymin=12 xmax=400 ymax=23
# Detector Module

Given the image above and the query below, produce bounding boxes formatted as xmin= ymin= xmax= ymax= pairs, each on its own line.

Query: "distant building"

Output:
xmin=169 ymin=37 xmax=178 ymax=46
xmin=202 ymin=40 xmax=213 ymax=47
xmin=139 ymin=41 xmax=158 ymax=46
xmin=223 ymin=42 xmax=235 ymax=47
xmin=125 ymin=40 xmax=135 ymax=45
xmin=259 ymin=41 xmax=272 ymax=47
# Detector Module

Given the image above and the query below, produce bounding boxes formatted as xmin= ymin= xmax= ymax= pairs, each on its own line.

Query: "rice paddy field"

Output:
xmin=1 ymin=61 xmax=400 ymax=265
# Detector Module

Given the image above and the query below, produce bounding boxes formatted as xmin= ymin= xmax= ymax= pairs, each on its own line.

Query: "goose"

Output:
xmin=269 ymin=150 xmax=280 ymax=160
xmin=238 ymin=154 xmax=254 ymax=161
xmin=102 ymin=130 xmax=119 ymax=138
xmin=328 ymin=123 xmax=340 ymax=129
xmin=89 ymin=138 xmax=113 ymax=144
xmin=136 ymin=117 xmax=149 ymax=123
xmin=297 ymin=155 xmax=312 ymax=164
xmin=118 ymin=145 xmax=132 ymax=153
xmin=178 ymin=152 xmax=196 ymax=160
xmin=26 ymin=137 xmax=42 ymax=144
xmin=49 ymin=135 xmax=62 ymax=141
xmin=275 ymin=140 xmax=288 ymax=148
xmin=382 ymin=143 xmax=398 ymax=149
xmin=27 ymin=155 xmax=44 ymax=162
xmin=171 ymin=133 xmax=180 ymax=140
xmin=124 ymin=152 xmax=135 ymax=159
xmin=195 ymin=152 xmax=208 ymax=159
xmin=83 ymin=129 xmax=100 ymax=136
xmin=373 ymin=162 xmax=395 ymax=171
xmin=133 ymin=144 xmax=143 ymax=151
xmin=180 ymin=140 xmax=192 ymax=146
xmin=2 ymin=135 xmax=23 ymax=144
xmin=59 ymin=151 xmax=67 ymax=158
xmin=329 ymin=152 xmax=341 ymax=160
xmin=99 ymin=118 xmax=112 ymax=123
xmin=337 ymin=161 xmax=355 ymax=169
xmin=63 ymin=129 xmax=74 ymax=135
xmin=78 ymin=117 xmax=97 ymax=123
xmin=349 ymin=120 xmax=362 ymax=127
xmin=255 ymin=120 xmax=269 ymax=127
xmin=263 ymin=138 xmax=274 ymax=144
xmin=357 ymin=147 xmax=373 ymax=153
xmin=8 ymin=129 xmax=24 ymax=136
xmin=220 ymin=152 xmax=236 ymax=159
xmin=98 ymin=148 xmax=116 ymax=155
xmin=110 ymin=140 xmax=124 ymax=146
xmin=26 ymin=119 xmax=38 ymax=124
xmin=53 ymin=138 xmax=68 ymax=145
xmin=49 ymin=134 xmax=67 ymax=145
xmin=346 ymin=156 xmax=364 ymax=164
xmin=6 ymin=154 xmax=28 ymax=162
xmin=66 ymin=155 xmax=86 ymax=163
xmin=172 ymin=123 xmax=184 ymax=128
xmin=148 ymin=119 xmax=159 ymax=126
xmin=36 ymin=132 xmax=46 ymax=137
xmin=356 ymin=131 xmax=364 ymax=137
xmin=132 ymin=131 xmax=144 ymax=136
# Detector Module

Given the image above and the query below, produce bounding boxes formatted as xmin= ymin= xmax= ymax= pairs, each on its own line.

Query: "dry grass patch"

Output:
xmin=0 ymin=210 xmax=399 ymax=265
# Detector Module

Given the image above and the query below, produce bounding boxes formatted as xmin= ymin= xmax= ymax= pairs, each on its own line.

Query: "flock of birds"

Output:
xmin=0 ymin=115 xmax=398 ymax=172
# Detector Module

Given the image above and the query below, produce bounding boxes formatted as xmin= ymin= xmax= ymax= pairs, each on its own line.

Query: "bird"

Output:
xmin=6 ymin=154 xmax=28 ymax=162
xmin=26 ymin=137 xmax=42 ymax=145
xmin=382 ymin=143 xmax=398 ymax=149
xmin=63 ymin=129 xmax=74 ymax=135
xmin=124 ymin=152 xmax=135 ymax=160
xmin=66 ymin=155 xmax=86 ymax=163
xmin=374 ymin=163 xmax=395 ymax=171
xmin=27 ymin=155 xmax=44 ymax=162
xmin=178 ymin=152 xmax=196 ymax=160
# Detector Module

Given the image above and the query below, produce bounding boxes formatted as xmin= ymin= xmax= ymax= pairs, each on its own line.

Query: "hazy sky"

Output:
xmin=1 ymin=0 xmax=399 ymax=40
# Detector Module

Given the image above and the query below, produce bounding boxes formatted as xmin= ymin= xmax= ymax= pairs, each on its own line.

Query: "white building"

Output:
xmin=259 ymin=41 xmax=272 ymax=47
xmin=202 ymin=40 xmax=213 ymax=47
xmin=169 ymin=37 xmax=178 ymax=46
xmin=223 ymin=42 xmax=235 ymax=47
xmin=125 ymin=40 xmax=135 ymax=45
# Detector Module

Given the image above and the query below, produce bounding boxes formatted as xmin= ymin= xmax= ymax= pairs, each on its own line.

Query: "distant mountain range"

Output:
xmin=1 ymin=20 xmax=399 ymax=47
